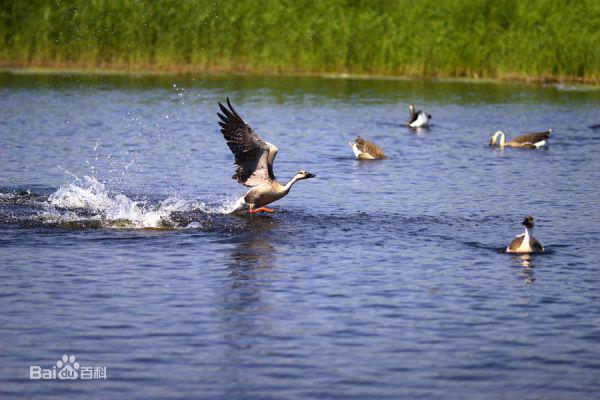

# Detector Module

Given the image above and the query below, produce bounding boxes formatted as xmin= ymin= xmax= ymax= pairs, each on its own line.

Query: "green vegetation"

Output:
xmin=1 ymin=0 xmax=599 ymax=82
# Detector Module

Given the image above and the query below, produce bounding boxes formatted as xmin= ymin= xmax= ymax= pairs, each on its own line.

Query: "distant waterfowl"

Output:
xmin=408 ymin=103 xmax=431 ymax=128
xmin=218 ymin=98 xmax=316 ymax=214
xmin=506 ymin=216 xmax=544 ymax=254
xmin=489 ymin=130 xmax=551 ymax=149
xmin=348 ymin=136 xmax=387 ymax=160
xmin=589 ymin=124 xmax=600 ymax=131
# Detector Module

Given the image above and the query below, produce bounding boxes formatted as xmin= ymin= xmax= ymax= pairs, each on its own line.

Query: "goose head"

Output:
xmin=489 ymin=130 xmax=505 ymax=146
xmin=522 ymin=215 xmax=535 ymax=229
xmin=296 ymin=170 xmax=316 ymax=180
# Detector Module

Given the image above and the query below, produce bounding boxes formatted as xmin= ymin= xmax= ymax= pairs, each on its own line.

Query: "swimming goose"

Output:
xmin=489 ymin=130 xmax=551 ymax=149
xmin=408 ymin=104 xmax=431 ymax=128
xmin=506 ymin=216 xmax=544 ymax=253
xmin=217 ymin=98 xmax=316 ymax=214
xmin=348 ymin=136 xmax=387 ymax=160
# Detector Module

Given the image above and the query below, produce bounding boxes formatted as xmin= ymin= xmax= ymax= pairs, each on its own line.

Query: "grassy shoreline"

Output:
xmin=2 ymin=1 xmax=599 ymax=84
xmin=1 ymin=63 xmax=598 ymax=88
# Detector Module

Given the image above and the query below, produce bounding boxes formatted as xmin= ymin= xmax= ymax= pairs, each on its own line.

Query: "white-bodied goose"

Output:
xmin=506 ymin=216 xmax=544 ymax=253
xmin=408 ymin=103 xmax=431 ymax=128
xmin=218 ymin=98 xmax=316 ymax=214
xmin=348 ymin=136 xmax=387 ymax=160
xmin=489 ymin=130 xmax=551 ymax=149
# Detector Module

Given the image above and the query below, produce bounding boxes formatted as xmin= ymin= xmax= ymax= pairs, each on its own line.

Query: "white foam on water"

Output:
xmin=41 ymin=176 xmax=235 ymax=229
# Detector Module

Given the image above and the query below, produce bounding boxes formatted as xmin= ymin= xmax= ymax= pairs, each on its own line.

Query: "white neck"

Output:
xmin=524 ymin=227 xmax=531 ymax=240
xmin=494 ymin=131 xmax=506 ymax=147
xmin=350 ymin=143 xmax=361 ymax=158
xmin=284 ymin=175 xmax=302 ymax=192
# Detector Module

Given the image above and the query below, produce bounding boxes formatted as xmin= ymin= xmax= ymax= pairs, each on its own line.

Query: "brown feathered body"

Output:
xmin=490 ymin=130 xmax=551 ymax=149
xmin=350 ymin=136 xmax=387 ymax=160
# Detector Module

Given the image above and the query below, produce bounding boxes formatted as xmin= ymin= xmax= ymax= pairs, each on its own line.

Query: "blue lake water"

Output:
xmin=1 ymin=72 xmax=599 ymax=399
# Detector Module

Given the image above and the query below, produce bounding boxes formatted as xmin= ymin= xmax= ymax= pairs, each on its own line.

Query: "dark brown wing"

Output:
xmin=217 ymin=98 xmax=277 ymax=187
xmin=508 ymin=235 xmax=525 ymax=251
xmin=530 ymin=236 xmax=544 ymax=252
xmin=512 ymin=131 xmax=551 ymax=144
xmin=356 ymin=136 xmax=387 ymax=159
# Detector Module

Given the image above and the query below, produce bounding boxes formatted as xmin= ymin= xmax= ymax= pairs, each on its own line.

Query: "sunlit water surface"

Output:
xmin=1 ymin=73 xmax=599 ymax=399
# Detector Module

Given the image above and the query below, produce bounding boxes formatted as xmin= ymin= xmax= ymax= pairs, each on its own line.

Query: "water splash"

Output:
xmin=36 ymin=176 xmax=237 ymax=229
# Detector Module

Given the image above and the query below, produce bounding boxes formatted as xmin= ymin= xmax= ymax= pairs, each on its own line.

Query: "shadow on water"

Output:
xmin=409 ymin=126 xmax=432 ymax=134
xmin=217 ymin=218 xmax=279 ymax=389
xmin=223 ymin=219 xmax=279 ymax=315
xmin=510 ymin=253 xmax=539 ymax=285
xmin=463 ymin=239 xmax=554 ymax=285
xmin=505 ymin=248 xmax=562 ymax=285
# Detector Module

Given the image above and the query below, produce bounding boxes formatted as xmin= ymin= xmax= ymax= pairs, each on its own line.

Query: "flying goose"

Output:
xmin=506 ymin=216 xmax=544 ymax=253
xmin=217 ymin=98 xmax=316 ymax=214
xmin=408 ymin=103 xmax=431 ymax=128
xmin=489 ymin=130 xmax=551 ymax=149
xmin=348 ymin=136 xmax=387 ymax=160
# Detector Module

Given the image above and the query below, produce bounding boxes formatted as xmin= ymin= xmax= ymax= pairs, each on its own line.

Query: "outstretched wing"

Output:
xmin=356 ymin=136 xmax=386 ymax=158
xmin=512 ymin=130 xmax=551 ymax=144
xmin=217 ymin=98 xmax=278 ymax=187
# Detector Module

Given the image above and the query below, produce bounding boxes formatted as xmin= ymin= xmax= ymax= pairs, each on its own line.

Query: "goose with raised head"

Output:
xmin=408 ymin=103 xmax=431 ymax=128
xmin=506 ymin=216 xmax=545 ymax=253
xmin=489 ymin=130 xmax=551 ymax=149
xmin=217 ymin=98 xmax=316 ymax=214
xmin=348 ymin=136 xmax=387 ymax=160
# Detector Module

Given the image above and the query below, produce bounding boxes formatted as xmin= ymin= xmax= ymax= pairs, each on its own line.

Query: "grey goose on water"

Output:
xmin=408 ymin=103 xmax=431 ymax=128
xmin=218 ymin=98 xmax=316 ymax=214
xmin=489 ymin=130 xmax=551 ymax=149
xmin=506 ymin=216 xmax=545 ymax=253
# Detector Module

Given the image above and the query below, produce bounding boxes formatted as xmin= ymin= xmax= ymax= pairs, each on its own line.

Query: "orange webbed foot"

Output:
xmin=248 ymin=207 xmax=275 ymax=214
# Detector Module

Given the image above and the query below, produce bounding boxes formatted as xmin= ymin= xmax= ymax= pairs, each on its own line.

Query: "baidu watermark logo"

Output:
xmin=29 ymin=355 xmax=107 ymax=380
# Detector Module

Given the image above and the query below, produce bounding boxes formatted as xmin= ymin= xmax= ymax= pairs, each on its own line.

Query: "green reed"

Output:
xmin=1 ymin=0 xmax=598 ymax=82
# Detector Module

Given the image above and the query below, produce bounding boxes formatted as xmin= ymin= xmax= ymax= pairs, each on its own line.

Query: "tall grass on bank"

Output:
xmin=0 ymin=0 xmax=599 ymax=82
